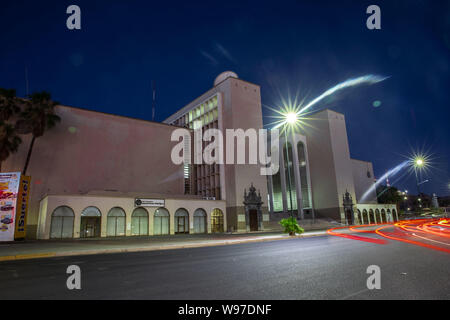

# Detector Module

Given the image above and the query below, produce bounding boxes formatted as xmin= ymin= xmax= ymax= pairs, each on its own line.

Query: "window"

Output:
xmin=50 ymin=206 xmax=74 ymax=239
xmin=107 ymin=207 xmax=126 ymax=237
xmin=131 ymin=208 xmax=148 ymax=236
xmin=80 ymin=206 xmax=101 ymax=238
xmin=283 ymin=142 xmax=297 ymax=211
xmin=175 ymin=208 xmax=189 ymax=234
xmin=211 ymin=208 xmax=224 ymax=233
xmin=193 ymin=209 xmax=207 ymax=233
xmin=154 ymin=208 xmax=170 ymax=235
xmin=297 ymin=142 xmax=311 ymax=209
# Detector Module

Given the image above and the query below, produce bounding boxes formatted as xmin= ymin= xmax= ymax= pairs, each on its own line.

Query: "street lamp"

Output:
xmin=413 ymin=156 xmax=426 ymax=196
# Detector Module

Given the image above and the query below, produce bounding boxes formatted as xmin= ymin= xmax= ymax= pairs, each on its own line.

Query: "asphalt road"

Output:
xmin=0 ymin=234 xmax=449 ymax=299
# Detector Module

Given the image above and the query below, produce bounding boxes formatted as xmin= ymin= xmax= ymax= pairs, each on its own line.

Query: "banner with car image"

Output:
xmin=0 ymin=172 xmax=21 ymax=241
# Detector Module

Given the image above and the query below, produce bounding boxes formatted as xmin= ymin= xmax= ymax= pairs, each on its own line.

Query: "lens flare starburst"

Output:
xmin=266 ymin=74 xmax=389 ymax=131
xmin=407 ymin=150 xmax=432 ymax=175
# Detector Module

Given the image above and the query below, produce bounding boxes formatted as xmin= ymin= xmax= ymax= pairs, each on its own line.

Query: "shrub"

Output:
xmin=279 ymin=217 xmax=304 ymax=236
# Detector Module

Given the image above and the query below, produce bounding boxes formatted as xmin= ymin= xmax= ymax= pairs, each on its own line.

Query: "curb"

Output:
xmin=0 ymin=231 xmax=327 ymax=262
xmin=0 ymin=252 xmax=56 ymax=262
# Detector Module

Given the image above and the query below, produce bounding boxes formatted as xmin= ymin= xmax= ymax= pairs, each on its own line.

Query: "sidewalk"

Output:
xmin=0 ymin=230 xmax=327 ymax=262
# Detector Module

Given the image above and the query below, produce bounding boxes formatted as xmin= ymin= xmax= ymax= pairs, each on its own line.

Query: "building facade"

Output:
xmin=38 ymin=193 xmax=226 ymax=239
xmin=163 ymin=71 xmax=270 ymax=232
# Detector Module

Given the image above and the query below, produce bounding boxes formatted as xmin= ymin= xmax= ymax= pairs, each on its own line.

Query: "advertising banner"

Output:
xmin=14 ymin=175 xmax=31 ymax=240
xmin=0 ymin=172 xmax=21 ymax=241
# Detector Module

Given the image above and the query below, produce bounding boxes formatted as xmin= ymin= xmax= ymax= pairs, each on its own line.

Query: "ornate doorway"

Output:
xmin=342 ymin=190 xmax=354 ymax=225
xmin=244 ymin=183 xmax=264 ymax=232
xmin=249 ymin=209 xmax=258 ymax=231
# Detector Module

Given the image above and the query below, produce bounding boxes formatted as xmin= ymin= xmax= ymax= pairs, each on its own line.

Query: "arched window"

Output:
xmin=175 ymin=208 xmax=189 ymax=234
xmin=81 ymin=206 xmax=101 ymax=217
xmin=381 ymin=209 xmax=386 ymax=223
xmin=392 ymin=209 xmax=397 ymax=222
xmin=193 ymin=208 xmax=207 ymax=234
xmin=80 ymin=206 xmax=101 ymax=238
xmin=357 ymin=209 xmax=362 ymax=224
xmin=362 ymin=209 xmax=368 ymax=224
xmin=154 ymin=208 xmax=170 ymax=235
xmin=50 ymin=206 xmax=74 ymax=239
xmin=375 ymin=209 xmax=380 ymax=223
xmin=131 ymin=208 xmax=148 ymax=236
xmin=297 ymin=141 xmax=311 ymax=209
xmin=211 ymin=208 xmax=224 ymax=233
xmin=107 ymin=207 xmax=126 ymax=237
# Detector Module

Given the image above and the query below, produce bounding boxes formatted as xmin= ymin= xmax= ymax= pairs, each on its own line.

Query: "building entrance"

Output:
xmin=80 ymin=217 xmax=101 ymax=238
xmin=249 ymin=209 xmax=258 ymax=231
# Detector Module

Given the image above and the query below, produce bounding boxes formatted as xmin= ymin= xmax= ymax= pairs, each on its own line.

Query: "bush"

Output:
xmin=279 ymin=217 xmax=304 ymax=236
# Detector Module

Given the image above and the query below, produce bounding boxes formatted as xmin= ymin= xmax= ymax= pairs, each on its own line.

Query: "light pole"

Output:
xmin=414 ymin=158 xmax=424 ymax=194
xmin=284 ymin=112 xmax=297 ymax=219
xmin=413 ymin=157 xmax=426 ymax=212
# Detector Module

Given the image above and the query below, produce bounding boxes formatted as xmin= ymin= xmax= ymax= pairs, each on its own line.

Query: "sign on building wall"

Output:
xmin=0 ymin=172 xmax=21 ymax=241
xmin=134 ymin=198 xmax=165 ymax=207
xmin=14 ymin=175 xmax=31 ymax=240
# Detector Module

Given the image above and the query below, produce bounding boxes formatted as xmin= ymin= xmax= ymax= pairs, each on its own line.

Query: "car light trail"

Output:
xmin=327 ymin=226 xmax=388 ymax=244
xmin=327 ymin=218 xmax=450 ymax=254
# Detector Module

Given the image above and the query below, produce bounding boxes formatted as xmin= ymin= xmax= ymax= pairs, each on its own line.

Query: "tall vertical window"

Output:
xmin=283 ymin=142 xmax=297 ymax=211
xmin=272 ymin=168 xmax=283 ymax=212
xmin=297 ymin=142 xmax=311 ymax=209
xmin=179 ymin=95 xmax=220 ymax=200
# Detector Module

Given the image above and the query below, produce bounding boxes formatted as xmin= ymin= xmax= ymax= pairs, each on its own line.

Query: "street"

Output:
xmin=0 ymin=233 xmax=449 ymax=299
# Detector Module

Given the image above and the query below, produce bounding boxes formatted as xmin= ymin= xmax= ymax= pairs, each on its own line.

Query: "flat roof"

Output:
xmin=164 ymin=77 xmax=260 ymax=123
xmin=56 ymin=104 xmax=185 ymax=130
xmin=42 ymin=190 xmax=225 ymax=202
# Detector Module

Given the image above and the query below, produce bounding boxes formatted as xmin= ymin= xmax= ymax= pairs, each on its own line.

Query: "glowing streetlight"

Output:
xmin=415 ymin=157 xmax=424 ymax=168
xmin=286 ymin=112 xmax=298 ymax=124
xmin=410 ymin=155 xmax=429 ymax=208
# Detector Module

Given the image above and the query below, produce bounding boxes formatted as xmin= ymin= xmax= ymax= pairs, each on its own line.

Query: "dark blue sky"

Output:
xmin=1 ymin=0 xmax=449 ymax=195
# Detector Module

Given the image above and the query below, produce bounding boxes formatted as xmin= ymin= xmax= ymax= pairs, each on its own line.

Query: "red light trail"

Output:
xmin=327 ymin=218 xmax=450 ymax=254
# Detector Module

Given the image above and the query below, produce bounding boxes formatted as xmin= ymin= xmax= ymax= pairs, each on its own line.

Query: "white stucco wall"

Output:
xmin=38 ymin=193 xmax=226 ymax=239
xmin=352 ymin=159 xmax=377 ymax=204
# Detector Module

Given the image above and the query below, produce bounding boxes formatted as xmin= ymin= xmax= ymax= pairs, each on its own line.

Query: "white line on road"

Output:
xmin=411 ymin=233 xmax=450 ymax=246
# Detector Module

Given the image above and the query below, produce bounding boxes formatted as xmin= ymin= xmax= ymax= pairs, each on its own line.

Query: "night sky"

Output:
xmin=1 ymin=0 xmax=449 ymax=196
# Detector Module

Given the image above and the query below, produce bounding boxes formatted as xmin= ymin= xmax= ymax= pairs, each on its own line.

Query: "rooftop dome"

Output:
xmin=214 ymin=71 xmax=238 ymax=86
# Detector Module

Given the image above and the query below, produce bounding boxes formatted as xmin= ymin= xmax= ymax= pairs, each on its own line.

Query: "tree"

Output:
xmin=16 ymin=91 xmax=60 ymax=175
xmin=0 ymin=122 xmax=22 ymax=171
xmin=376 ymin=185 xmax=402 ymax=204
xmin=0 ymin=88 xmax=19 ymax=121
xmin=0 ymin=88 xmax=22 ymax=171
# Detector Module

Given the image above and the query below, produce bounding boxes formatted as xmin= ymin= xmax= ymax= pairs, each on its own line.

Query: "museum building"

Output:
xmin=1 ymin=71 xmax=397 ymax=239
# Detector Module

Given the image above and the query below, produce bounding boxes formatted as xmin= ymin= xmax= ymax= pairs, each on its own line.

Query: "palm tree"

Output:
xmin=16 ymin=91 xmax=61 ymax=175
xmin=0 ymin=88 xmax=20 ymax=121
xmin=0 ymin=121 xmax=22 ymax=171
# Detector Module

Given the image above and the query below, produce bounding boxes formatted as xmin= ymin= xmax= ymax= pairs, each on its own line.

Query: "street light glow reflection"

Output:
xmin=415 ymin=158 xmax=424 ymax=167
xmin=286 ymin=112 xmax=297 ymax=124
